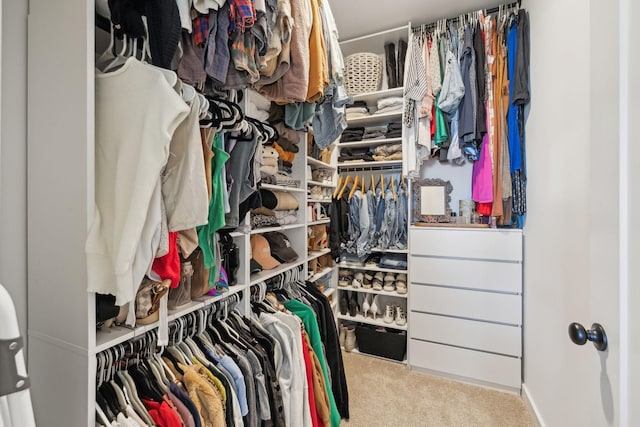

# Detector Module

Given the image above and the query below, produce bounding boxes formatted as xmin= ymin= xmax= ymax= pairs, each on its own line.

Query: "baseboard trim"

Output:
xmin=522 ymin=383 xmax=545 ymax=427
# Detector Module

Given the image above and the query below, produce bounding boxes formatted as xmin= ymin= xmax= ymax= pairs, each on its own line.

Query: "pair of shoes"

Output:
xmin=396 ymin=273 xmax=407 ymax=294
xmin=372 ymin=272 xmax=384 ymax=291
xmin=362 ymin=294 xmax=382 ymax=319
xmin=344 ymin=326 xmax=356 ymax=352
xmin=383 ymin=274 xmax=396 ymax=292
xmin=383 ymin=304 xmax=407 ymax=326
xmin=363 ymin=272 xmax=373 ymax=289
xmin=352 ymin=272 xmax=364 ymax=288
xmin=384 ymin=42 xmax=398 ymax=88
xmin=338 ymin=270 xmax=352 ymax=287
xmin=348 ymin=291 xmax=360 ymax=317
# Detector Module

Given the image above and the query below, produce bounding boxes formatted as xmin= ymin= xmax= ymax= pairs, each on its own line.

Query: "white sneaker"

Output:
xmin=383 ymin=304 xmax=395 ymax=324
xmin=395 ymin=306 xmax=407 ymax=326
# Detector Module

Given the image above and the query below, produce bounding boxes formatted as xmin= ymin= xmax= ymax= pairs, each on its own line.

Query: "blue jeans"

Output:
xmin=345 ymin=191 xmax=361 ymax=253
xmin=392 ymin=187 xmax=408 ymax=249
xmin=379 ymin=190 xmax=397 ymax=250
xmin=356 ymin=192 xmax=371 ymax=257
xmin=366 ymin=190 xmax=377 ymax=249
xmin=373 ymin=188 xmax=385 ymax=248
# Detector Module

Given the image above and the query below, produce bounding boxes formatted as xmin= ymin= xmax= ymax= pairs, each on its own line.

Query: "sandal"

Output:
xmin=372 ymin=272 xmax=384 ymax=291
xmin=383 ymin=273 xmax=396 ymax=292
xmin=339 ymin=270 xmax=352 ymax=287
xmin=363 ymin=272 xmax=373 ymax=289
xmin=396 ymin=273 xmax=407 ymax=294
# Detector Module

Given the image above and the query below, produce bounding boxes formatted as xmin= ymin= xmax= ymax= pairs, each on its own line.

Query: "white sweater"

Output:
xmin=87 ymin=58 xmax=189 ymax=305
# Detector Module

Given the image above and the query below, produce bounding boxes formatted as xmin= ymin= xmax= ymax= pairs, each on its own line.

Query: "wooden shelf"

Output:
xmin=338 ymin=160 xmax=403 ymax=169
xmin=336 ymin=286 xmax=408 ymax=299
xmin=250 ymin=223 xmax=306 ymax=235
xmin=336 ymin=313 xmax=407 ymax=331
xmin=338 ymin=262 xmax=407 ymax=274
xmin=351 ymin=87 xmax=404 ymax=104
xmin=261 ymin=183 xmax=306 ymax=193
xmin=337 ymin=137 xmax=402 ymax=148
xmin=307 ymin=180 xmax=337 ymax=188
xmin=346 ymin=111 xmax=402 ymax=127
xmin=307 ymin=157 xmax=336 ymax=170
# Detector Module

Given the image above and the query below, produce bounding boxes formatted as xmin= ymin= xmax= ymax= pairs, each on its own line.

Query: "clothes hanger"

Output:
xmin=337 ymin=175 xmax=353 ymax=199
xmin=401 ymin=174 xmax=407 ymax=192
xmin=348 ymin=175 xmax=360 ymax=200
xmin=361 ymin=175 xmax=365 ymax=193
xmin=371 ymin=174 xmax=376 ymax=192
xmin=333 ymin=175 xmax=344 ymax=198
xmin=100 ymin=34 xmax=130 ymax=73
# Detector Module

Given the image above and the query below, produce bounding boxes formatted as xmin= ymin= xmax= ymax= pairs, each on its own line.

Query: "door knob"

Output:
xmin=568 ymin=322 xmax=608 ymax=351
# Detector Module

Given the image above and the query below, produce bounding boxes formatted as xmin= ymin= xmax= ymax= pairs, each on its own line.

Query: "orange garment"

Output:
xmin=306 ymin=0 xmax=329 ymax=102
xmin=273 ymin=142 xmax=296 ymax=163
xmin=304 ymin=332 xmax=331 ymax=427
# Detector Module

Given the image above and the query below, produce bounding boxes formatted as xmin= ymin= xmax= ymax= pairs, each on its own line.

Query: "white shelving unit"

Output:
xmin=335 ymin=24 xmax=411 ymax=364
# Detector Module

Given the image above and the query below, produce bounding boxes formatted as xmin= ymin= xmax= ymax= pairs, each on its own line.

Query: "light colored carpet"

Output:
xmin=341 ymin=351 xmax=535 ymax=427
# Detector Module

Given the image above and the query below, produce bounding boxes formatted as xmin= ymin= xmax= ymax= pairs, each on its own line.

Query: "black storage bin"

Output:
xmin=355 ymin=324 xmax=407 ymax=361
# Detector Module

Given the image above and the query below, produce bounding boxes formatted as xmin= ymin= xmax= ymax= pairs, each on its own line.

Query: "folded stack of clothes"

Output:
xmin=372 ymin=143 xmax=403 ymax=161
xmin=373 ymin=96 xmax=403 ymax=115
xmin=386 ymin=122 xmax=402 ymax=138
xmin=338 ymin=147 xmax=374 ymax=163
xmin=260 ymin=146 xmax=279 ymax=179
xmin=362 ymin=126 xmax=387 ymax=140
xmin=340 ymin=127 xmax=365 ymax=143
xmin=345 ymin=101 xmax=370 ymax=119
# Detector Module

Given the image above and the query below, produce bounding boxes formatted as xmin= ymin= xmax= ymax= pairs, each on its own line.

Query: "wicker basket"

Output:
xmin=344 ymin=52 xmax=382 ymax=96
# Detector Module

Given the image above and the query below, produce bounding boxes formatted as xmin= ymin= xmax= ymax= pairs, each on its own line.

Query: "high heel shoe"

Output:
xmin=362 ymin=294 xmax=371 ymax=318
xmin=370 ymin=295 xmax=381 ymax=320
xmin=349 ymin=292 xmax=360 ymax=317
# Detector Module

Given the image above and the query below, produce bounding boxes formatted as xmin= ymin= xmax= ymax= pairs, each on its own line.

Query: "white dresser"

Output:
xmin=408 ymin=227 xmax=523 ymax=393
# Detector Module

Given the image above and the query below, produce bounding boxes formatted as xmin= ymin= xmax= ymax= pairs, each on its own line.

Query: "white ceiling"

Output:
xmin=327 ymin=0 xmax=507 ymax=40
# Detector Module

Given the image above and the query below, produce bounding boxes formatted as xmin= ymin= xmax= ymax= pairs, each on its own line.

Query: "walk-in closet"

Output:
xmin=7 ymin=0 xmax=636 ymax=426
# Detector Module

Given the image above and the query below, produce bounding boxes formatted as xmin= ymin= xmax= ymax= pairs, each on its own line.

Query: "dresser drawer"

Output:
xmin=410 ymin=313 xmax=522 ymax=357
xmin=410 ymin=228 xmax=522 ymax=261
xmin=410 ymin=284 xmax=522 ymax=325
xmin=410 ymin=256 xmax=522 ymax=293
xmin=409 ymin=339 xmax=521 ymax=389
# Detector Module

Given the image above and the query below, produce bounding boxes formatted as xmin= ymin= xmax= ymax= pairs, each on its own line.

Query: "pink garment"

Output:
xmin=472 ymin=126 xmax=494 ymax=204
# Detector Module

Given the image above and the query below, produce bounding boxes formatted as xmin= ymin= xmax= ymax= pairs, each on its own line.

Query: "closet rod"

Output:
xmin=339 ymin=165 xmax=403 ymax=173
xmin=411 ymin=0 xmax=521 ymax=31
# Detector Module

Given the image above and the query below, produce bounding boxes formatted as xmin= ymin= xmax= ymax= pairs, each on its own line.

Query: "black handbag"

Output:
xmin=219 ymin=231 xmax=240 ymax=286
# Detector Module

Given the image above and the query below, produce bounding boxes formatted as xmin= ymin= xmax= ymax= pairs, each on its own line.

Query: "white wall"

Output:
xmin=0 ymin=0 xmax=28 ymax=341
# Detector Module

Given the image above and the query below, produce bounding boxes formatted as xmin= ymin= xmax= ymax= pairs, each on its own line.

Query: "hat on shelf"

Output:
xmin=263 ymin=232 xmax=299 ymax=263
xmin=250 ymin=234 xmax=280 ymax=270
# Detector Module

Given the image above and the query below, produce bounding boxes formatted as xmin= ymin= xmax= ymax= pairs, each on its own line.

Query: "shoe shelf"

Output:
xmin=336 ymin=286 xmax=408 ymax=299
xmin=351 ymin=87 xmax=404 ymax=104
xmin=307 ymin=157 xmax=336 ymax=170
xmin=346 ymin=111 xmax=403 ymax=127
xmin=95 ymin=284 xmax=248 ymax=353
xmin=249 ymin=260 xmax=306 ymax=285
xmin=308 ymin=218 xmax=330 ymax=226
xmin=339 ymin=262 xmax=408 ymax=274
xmin=249 ymin=223 xmax=306 ymax=235
xmin=336 ymin=313 xmax=407 ymax=331
xmin=330 ymin=300 xmax=338 ymax=311
xmin=307 ymin=198 xmax=332 ymax=203
xmin=337 ymin=137 xmax=402 ymax=148
xmin=260 ymin=183 xmax=306 ymax=193
xmin=307 ymin=248 xmax=331 ymax=261
xmin=307 ymin=180 xmax=337 ymax=188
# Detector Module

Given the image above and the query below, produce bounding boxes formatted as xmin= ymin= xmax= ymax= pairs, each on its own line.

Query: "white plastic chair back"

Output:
xmin=0 ymin=284 xmax=36 ymax=427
